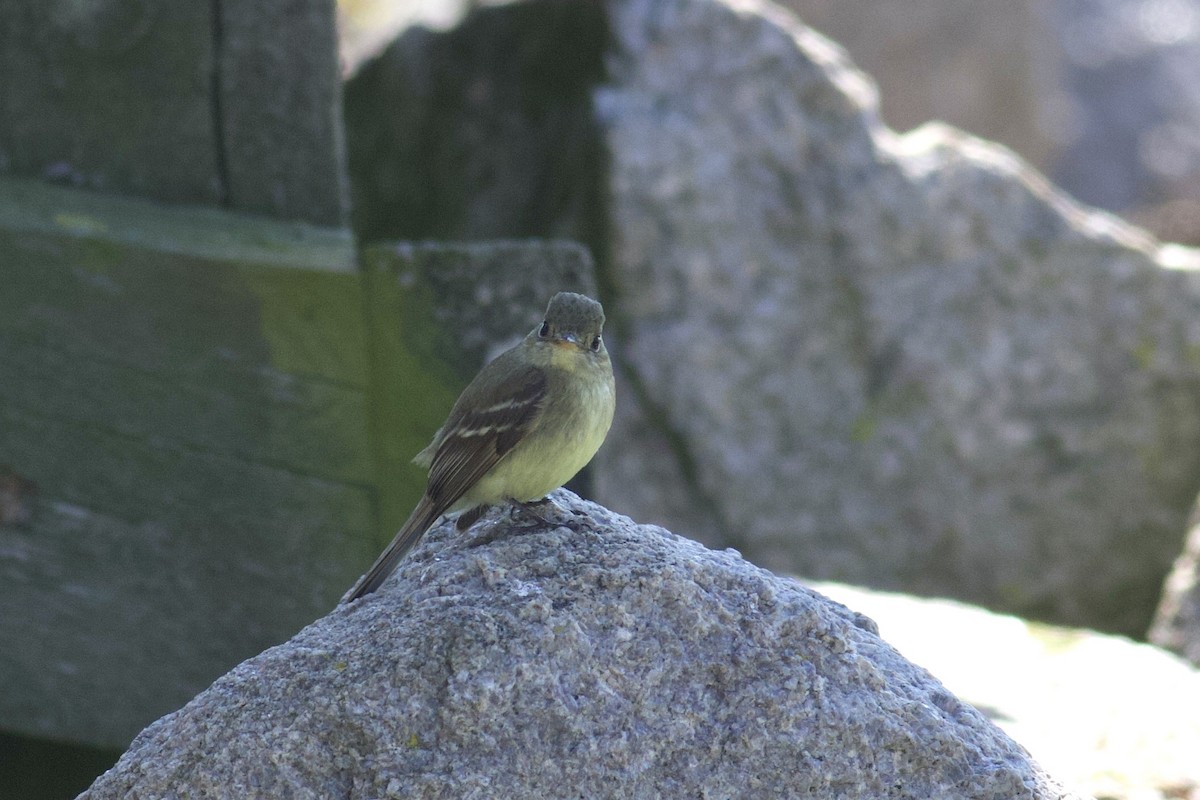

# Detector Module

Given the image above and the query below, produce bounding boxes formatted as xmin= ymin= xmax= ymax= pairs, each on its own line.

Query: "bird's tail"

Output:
xmin=342 ymin=495 xmax=441 ymax=603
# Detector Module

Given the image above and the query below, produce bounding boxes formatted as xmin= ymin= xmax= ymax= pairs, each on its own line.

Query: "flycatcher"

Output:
xmin=344 ymin=291 xmax=616 ymax=602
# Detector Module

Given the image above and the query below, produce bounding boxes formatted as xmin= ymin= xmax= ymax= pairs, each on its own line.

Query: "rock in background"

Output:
xmin=777 ymin=0 xmax=1200 ymax=247
xmin=342 ymin=0 xmax=1200 ymax=637
xmin=80 ymin=494 xmax=1079 ymax=800
xmin=342 ymin=0 xmax=608 ymax=246
xmin=593 ymin=0 xmax=1200 ymax=637
xmin=338 ymin=0 xmax=1200 ymax=246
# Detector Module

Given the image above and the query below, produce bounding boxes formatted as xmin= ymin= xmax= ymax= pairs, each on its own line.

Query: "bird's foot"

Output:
xmin=513 ymin=496 xmax=558 ymax=527
xmin=465 ymin=497 xmax=557 ymax=550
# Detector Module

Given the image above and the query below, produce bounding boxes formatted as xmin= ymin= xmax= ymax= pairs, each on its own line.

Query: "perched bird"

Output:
xmin=343 ymin=291 xmax=616 ymax=602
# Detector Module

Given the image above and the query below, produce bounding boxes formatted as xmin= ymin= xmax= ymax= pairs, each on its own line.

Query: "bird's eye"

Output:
xmin=538 ymin=322 xmax=550 ymax=338
xmin=590 ymin=335 xmax=602 ymax=352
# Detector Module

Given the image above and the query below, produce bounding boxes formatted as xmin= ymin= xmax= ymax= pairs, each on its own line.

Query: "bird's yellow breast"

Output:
xmin=461 ymin=357 xmax=615 ymax=506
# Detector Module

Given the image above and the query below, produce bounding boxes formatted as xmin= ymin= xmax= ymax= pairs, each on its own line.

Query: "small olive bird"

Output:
xmin=343 ymin=292 xmax=615 ymax=602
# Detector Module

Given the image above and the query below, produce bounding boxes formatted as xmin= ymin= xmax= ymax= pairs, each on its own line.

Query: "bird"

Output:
xmin=343 ymin=291 xmax=616 ymax=602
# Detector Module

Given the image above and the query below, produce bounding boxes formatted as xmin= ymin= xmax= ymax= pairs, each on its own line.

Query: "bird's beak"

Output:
xmin=552 ymin=334 xmax=581 ymax=350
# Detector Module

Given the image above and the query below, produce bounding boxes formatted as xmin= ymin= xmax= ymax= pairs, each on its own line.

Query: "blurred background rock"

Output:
xmin=338 ymin=0 xmax=1200 ymax=248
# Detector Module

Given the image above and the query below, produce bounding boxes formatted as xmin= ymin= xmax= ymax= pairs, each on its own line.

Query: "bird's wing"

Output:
xmin=425 ymin=365 xmax=548 ymax=509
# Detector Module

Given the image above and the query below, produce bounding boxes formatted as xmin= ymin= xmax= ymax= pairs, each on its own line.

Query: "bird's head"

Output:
xmin=530 ymin=292 xmax=607 ymax=360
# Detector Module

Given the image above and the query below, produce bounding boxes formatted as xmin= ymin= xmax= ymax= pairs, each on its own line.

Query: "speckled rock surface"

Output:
xmin=79 ymin=492 xmax=1076 ymax=799
xmin=593 ymin=0 xmax=1200 ymax=635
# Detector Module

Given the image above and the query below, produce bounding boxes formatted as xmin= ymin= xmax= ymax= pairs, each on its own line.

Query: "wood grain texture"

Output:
xmin=0 ymin=0 xmax=346 ymax=225
xmin=0 ymin=178 xmax=370 ymax=747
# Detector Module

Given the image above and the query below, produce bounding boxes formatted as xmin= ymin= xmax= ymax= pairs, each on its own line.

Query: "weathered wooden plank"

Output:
xmin=0 ymin=178 xmax=361 ymax=380
xmin=0 ymin=175 xmax=355 ymax=272
xmin=0 ymin=405 xmax=374 ymax=747
xmin=0 ymin=2 xmax=347 ymax=225
xmin=0 ymin=177 xmax=374 ymax=749
xmin=0 ymin=179 xmax=607 ymax=753
xmin=0 ymin=327 xmax=371 ymax=487
xmin=0 ymin=179 xmax=369 ymax=484
xmin=0 ymin=2 xmax=220 ymax=205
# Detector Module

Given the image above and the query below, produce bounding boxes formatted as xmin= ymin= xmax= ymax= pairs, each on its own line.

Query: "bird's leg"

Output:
xmin=518 ymin=496 xmax=591 ymax=534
